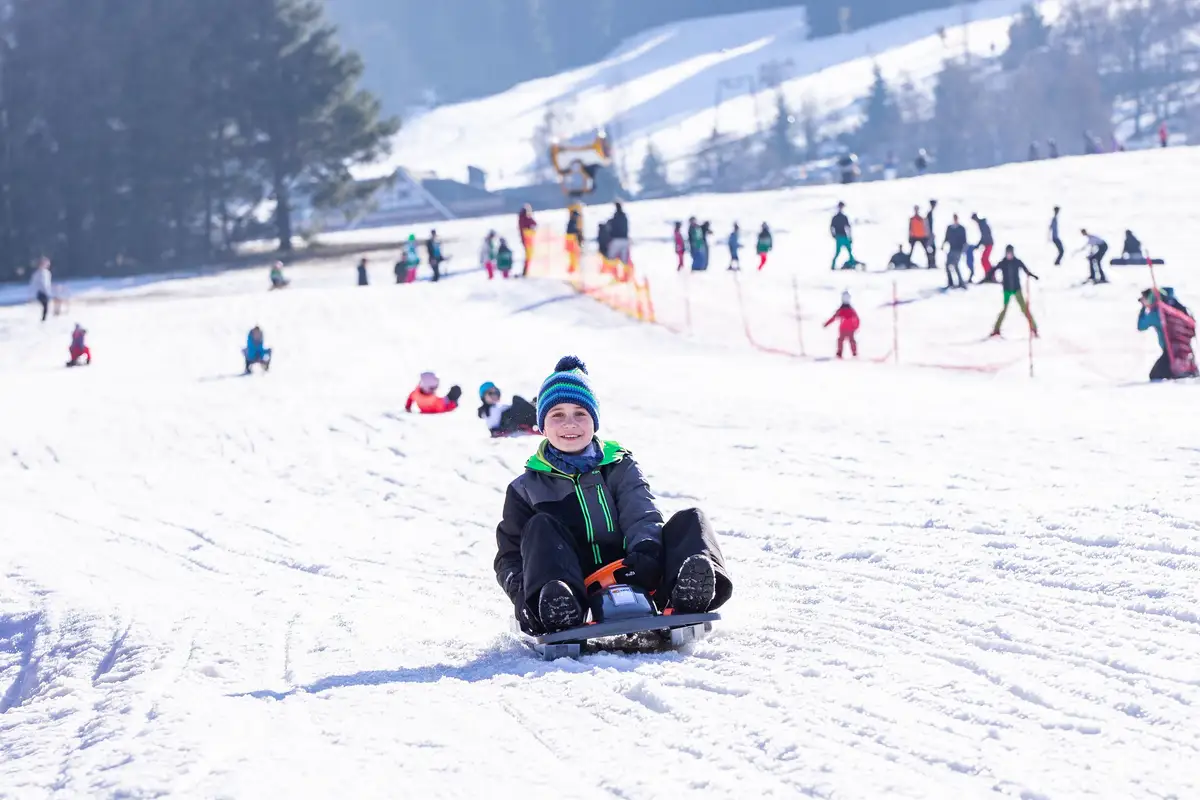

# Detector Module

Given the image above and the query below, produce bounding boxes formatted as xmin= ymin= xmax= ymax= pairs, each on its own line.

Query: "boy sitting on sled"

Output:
xmin=244 ymin=326 xmax=271 ymax=373
xmin=478 ymin=381 xmax=538 ymax=437
xmin=494 ymin=356 xmax=733 ymax=634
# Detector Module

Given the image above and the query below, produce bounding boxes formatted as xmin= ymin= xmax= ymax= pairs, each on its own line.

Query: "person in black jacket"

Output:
xmin=494 ymin=356 xmax=732 ymax=634
xmin=941 ymin=213 xmax=968 ymax=289
xmin=990 ymin=245 xmax=1039 ymax=337
xmin=924 ymin=200 xmax=938 ymax=270
xmin=830 ymin=202 xmax=856 ymax=270
xmin=971 ymin=213 xmax=996 ymax=282
xmin=607 ymin=202 xmax=630 ymax=265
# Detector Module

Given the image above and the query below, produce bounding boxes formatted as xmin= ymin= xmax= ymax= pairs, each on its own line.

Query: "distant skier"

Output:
xmin=426 ymin=230 xmax=445 ymax=282
xmin=356 ymin=257 xmax=369 ymax=286
xmin=1047 ymin=138 xmax=1059 ymax=159
xmin=1159 ymin=122 xmax=1169 ymax=149
xmin=270 ymin=261 xmax=289 ymax=289
xmin=481 ymin=231 xmax=498 ymax=280
xmin=607 ymin=202 xmax=630 ymax=266
xmin=727 ymin=223 xmax=741 ymax=271
xmin=405 ymin=371 xmax=462 ymax=414
xmin=29 ymin=257 xmax=52 ymax=322
xmin=830 ymin=202 xmax=855 ymax=270
xmin=971 ymin=213 xmax=995 ymax=282
xmin=756 ymin=223 xmax=773 ymax=271
xmin=924 ymin=200 xmax=938 ymax=269
xmin=687 ymin=217 xmax=704 ymax=271
xmin=67 ymin=324 xmax=91 ymax=366
xmin=518 ymin=204 xmax=537 ymax=276
xmin=497 ymin=237 xmax=514 ymax=279
xmin=914 ymin=148 xmax=929 ymax=174
xmin=1050 ymin=207 xmax=1064 ymax=266
xmin=823 ymin=290 xmax=860 ymax=359
xmin=1077 ymin=229 xmax=1109 ymax=283
xmin=244 ymin=326 xmax=272 ymax=374
xmin=908 ymin=206 xmax=930 ymax=268
xmin=477 ymin=382 xmax=538 ymax=437
xmin=942 ymin=213 xmax=968 ymax=290
xmin=989 ymin=246 xmax=1039 ymax=338
xmin=674 ymin=222 xmax=685 ymax=271
xmin=1138 ymin=287 xmax=1197 ymax=381
xmin=493 ymin=355 xmax=732 ymax=634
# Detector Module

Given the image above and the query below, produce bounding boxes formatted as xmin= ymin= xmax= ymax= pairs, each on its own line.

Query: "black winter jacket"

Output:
xmin=993 ymin=256 xmax=1037 ymax=293
xmin=494 ymin=439 xmax=663 ymax=604
xmin=944 ymin=223 xmax=967 ymax=251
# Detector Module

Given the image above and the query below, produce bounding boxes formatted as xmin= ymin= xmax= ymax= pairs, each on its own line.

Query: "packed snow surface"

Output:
xmin=3 ymin=147 xmax=1200 ymax=799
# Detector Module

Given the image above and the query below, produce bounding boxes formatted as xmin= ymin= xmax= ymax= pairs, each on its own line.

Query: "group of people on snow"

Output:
xmin=674 ymin=218 xmax=772 ymax=272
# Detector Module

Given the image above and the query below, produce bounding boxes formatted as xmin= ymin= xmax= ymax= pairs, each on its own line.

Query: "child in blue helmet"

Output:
xmin=493 ymin=356 xmax=733 ymax=634
xmin=477 ymin=381 xmax=538 ymax=437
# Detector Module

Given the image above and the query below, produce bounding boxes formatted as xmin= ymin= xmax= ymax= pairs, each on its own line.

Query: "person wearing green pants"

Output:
xmin=830 ymin=202 xmax=856 ymax=270
xmin=990 ymin=245 xmax=1040 ymax=337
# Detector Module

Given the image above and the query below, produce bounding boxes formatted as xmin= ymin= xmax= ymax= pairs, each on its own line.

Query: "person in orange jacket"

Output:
xmin=908 ymin=206 xmax=930 ymax=268
xmin=824 ymin=290 xmax=860 ymax=358
xmin=405 ymin=371 xmax=462 ymax=414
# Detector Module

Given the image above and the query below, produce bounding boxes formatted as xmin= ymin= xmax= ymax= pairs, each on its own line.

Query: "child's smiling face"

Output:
xmin=543 ymin=403 xmax=594 ymax=453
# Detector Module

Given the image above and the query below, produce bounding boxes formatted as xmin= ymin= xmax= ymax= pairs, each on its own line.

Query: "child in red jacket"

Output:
xmin=67 ymin=323 xmax=91 ymax=366
xmin=824 ymin=290 xmax=860 ymax=358
xmin=405 ymin=371 xmax=462 ymax=414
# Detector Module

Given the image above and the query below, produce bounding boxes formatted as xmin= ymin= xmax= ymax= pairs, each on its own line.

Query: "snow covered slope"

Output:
xmin=366 ymin=0 xmax=1056 ymax=191
xmin=2 ymin=148 xmax=1199 ymax=799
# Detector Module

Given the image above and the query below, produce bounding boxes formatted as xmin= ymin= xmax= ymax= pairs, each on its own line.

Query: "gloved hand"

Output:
xmin=446 ymin=385 xmax=463 ymax=403
xmin=622 ymin=541 xmax=662 ymax=591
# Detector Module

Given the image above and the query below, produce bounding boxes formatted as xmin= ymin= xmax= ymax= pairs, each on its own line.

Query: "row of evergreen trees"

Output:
xmin=0 ymin=0 xmax=396 ymax=281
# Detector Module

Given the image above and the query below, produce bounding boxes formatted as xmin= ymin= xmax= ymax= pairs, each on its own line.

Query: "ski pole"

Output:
xmin=1147 ymin=250 xmax=1176 ymax=374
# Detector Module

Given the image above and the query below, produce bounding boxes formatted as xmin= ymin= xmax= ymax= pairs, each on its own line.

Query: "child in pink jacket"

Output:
xmin=824 ymin=290 xmax=860 ymax=358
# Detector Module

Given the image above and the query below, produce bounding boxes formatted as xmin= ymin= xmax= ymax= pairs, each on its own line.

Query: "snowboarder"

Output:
xmin=823 ymin=291 xmax=860 ymax=358
xmin=990 ymin=246 xmax=1039 ymax=338
xmin=1077 ymin=229 xmax=1109 ymax=283
xmin=908 ymin=206 xmax=930 ymax=268
xmin=405 ymin=371 xmax=462 ymax=414
xmin=607 ymin=202 xmax=630 ymax=266
xmin=727 ymin=223 xmax=741 ymax=271
xmin=244 ymin=326 xmax=272 ymax=373
xmin=426 ymin=230 xmax=445 ymax=282
xmin=518 ymin=205 xmax=537 ymax=277
xmin=67 ymin=324 xmax=90 ymax=366
xmin=942 ymin=214 xmax=968 ymax=289
xmin=1122 ymin=230 xmax=1144 ymax=261
xmin=1050 ymin=207 xmax=1064 ymax=266
xmin=481 ymin=231 xmax=498 ymax=280
xmin=674 ymin=222 xmax=685 ymax=271
xmin=830 ymin=202 xmax=855 ymax=271
xmin=1138 ymin=287 xmax=1197 ymax=381
xmin=29 ymin=257 xmax=51 ymax=322
xmin=493 ymin=356 xmax=732 ymax=634
xmin=478 ymin=382 xmax=539 ymax=437
xmin=971 ymin=214 xmax=995 ymax=282
xmin=497 ymin=237 xmax=514 ymax=279
xmin=756 ymin=223 xmax=773 ymax=271
xmin=269 ymin=261 xmax=289 ymax=289
xmin=356 ymin=257 xmax=369 ymax=286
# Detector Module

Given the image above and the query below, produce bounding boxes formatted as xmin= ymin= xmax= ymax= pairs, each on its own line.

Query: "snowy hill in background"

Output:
xmin=3 ymin=143 xmax=1200 ymax=797
xmin=365 ymin=0 xmax=1057 ymax=192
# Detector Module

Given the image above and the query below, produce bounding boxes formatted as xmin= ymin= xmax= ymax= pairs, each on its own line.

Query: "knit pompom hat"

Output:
xmin=536 ymin=356 xmax=599 ymax=431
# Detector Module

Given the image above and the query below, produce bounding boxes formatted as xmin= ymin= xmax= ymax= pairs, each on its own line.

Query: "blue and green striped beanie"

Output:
xmin=537 ymin=356 xmax=599 ymax=431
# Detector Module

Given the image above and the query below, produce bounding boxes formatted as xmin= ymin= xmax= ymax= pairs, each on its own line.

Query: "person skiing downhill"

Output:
xmin=990 ymin=246 xmax=1039 ymax=338
xmin=830 ymin=203 xmax=855 ymax=270
xmin=494 ymin=356 xmax=733 ymax=635
xmin=727 ymin=223 xmax=741 ymax=271
xmin=405 ymin=371 xmax=462 ymax=414
xmin=1077 ymin=229 xmax=1109 ymax=283
xmin=823 ymin=290 xmax=860 ymax=358
xmin=1138 ymin=287 xmax=1197 ymax=381
xmin=756 ymin=223 xmax=773 ymax=271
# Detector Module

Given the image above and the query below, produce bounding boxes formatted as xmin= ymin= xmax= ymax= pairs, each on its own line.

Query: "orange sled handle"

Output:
xmin=584 ymin=560 xmax=625 ymax=591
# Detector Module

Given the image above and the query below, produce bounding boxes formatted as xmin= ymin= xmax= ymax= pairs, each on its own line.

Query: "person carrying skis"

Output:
xmin=478 ymin=382 xmax=539 ymax=437
xmin=67 ymin=324 xmax=90 ymax=366
xmin=518 ymin=204 xmax=537 ymax=276
xmin=908 ymin=206 xmax=930 ymax=268
xmin=830 ymin=202 xmax=855 ymax=270
xmin=1077 ymin=229 xmax=1109 ymax=283
xmin=405 ymin=371 xmax=462 ymax=414
xmin=990 ymin=246 xmax=1039 ymax=338
xmin=493 ymin=356 xmax=732 ymax=634
xmin=481 ymin=231 xmax=498 ymax=280
xmin=942 ymin=214 xmax=968 ymax=289
xmin=29 ymin=257 xmax=52 ymax=322
xmin=269 ymin=261 xmax=289 ymax=289
xmin=756 ymin=223 xmax=773 ymax=271
xmin=971 ymin=213 xmax=995 ymax=282
xmin=1138 ymin=287 xmax=1198 ymax=381
xmin=1050 ymin=207 xmax=1064 ymax=266
xmin=244 ymin=326 xmax=272 ymax=373
xmin=823 ymin=290 xmax=860 ymax=358
xmin=426 ymin=230 xmax=445 ymax=282
xmin=676 ymin=221 xmax=686 ymax=272
xmin=496 ymin=237 xmax=514 ymax=279
xmin=727 ymin=223 xmax=741 ymax=271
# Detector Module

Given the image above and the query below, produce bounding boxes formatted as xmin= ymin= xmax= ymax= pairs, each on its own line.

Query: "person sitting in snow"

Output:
xmin=823 ymin=291 xmax=860 ymax=359
xmin=244 ymin=326 xmax=271 ymax=374
xmin=405 ymin=371 xmax=462 ymax=414
xmin=496 ymin=237 xmax=514 ymax=279
xmin=269 ymin=261 xmax=289 ymax=290
xmin=756 ymin=223 xmax=773 ymax=271
xmin=888 ymin=245 xmax=913 ymax=270
xmin=494 ymin=356 xmax=733 ymax=634
xmin=67 ymin=324 xmax=91 ymax=366
xmin=1138 ymin=287 xmax=1198 ymax=382
xmin=478 ymin=382 xmax=539 ymax=437
xmin=1122 ymin=230 xmax=1145 ymax=261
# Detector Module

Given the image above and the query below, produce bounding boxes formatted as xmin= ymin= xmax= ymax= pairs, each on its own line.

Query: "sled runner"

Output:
xmin=515 ymin=560 xmax=719 ymax=660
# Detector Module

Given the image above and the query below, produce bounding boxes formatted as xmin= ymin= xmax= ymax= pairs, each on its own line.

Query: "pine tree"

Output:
xmin=766 ymin=91 xmax=797 ymax=168
xmin=1002 ymin=2 xmax=1051 ymax=71
xmin=855 ymin=63 xmax=902 ymax=153
xmin=637 ymin=143 xmax=670 ymax=197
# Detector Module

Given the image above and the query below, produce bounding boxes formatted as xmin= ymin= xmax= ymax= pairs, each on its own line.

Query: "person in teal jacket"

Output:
xmin=1138 ymin=287 xmax=1197 ymax=381
xmin=244 ymin=326 xmax=272 ymax=374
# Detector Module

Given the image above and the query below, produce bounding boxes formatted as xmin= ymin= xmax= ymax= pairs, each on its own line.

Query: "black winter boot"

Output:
xmin=537 ymin=580 xmax=583 ymax=632
xmin=670 ymin=554 xmax=716 ymax=613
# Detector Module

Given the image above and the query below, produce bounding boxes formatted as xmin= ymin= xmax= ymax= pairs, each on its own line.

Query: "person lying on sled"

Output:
xmin=477 ymin=381 xmax=538 ymax=437
xmin=405 ymin=371 xmax=462 ymax=413
xmin=493 ymin=356 xmax=733 ymax=634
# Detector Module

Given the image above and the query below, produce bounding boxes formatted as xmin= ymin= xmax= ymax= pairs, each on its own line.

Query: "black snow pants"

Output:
xmin=36 ymin=291 xmax=49 ymax=321
xmin=1149 ymin=352 xmax=1174 ymax=381
xmin=497 ymin=396 xmax=537 ymax=433
xmin=1089 ymin=243 xmax=1108 ymax=282
xmin=1053 ymin=237 xmax=1064 ymax=266
xmin=945 ymin=249 xmax=965 ymax=288
xmin=519 ymin=508 xmax=732 ymax=617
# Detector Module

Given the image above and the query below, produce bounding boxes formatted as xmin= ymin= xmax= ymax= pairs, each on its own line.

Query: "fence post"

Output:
xmin=792 ymin=275 xmax=806 ymax=357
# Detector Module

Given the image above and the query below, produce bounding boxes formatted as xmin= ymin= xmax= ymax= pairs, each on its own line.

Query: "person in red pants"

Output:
xmin=674 ymin=222 xmax=685 ymax=271
xmin=971 ymin=213 xmax=995 ymax=282
xmin=823 ymin=291 xmax=860 ymax=358
xmin=67 ymin=324 xmax=91 ymax=366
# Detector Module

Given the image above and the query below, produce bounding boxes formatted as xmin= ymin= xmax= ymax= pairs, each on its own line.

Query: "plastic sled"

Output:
xmin=514 ymin=560 xmax=719 ymax=660
xmin=1110 ymin=257 xmax=1164 ymax=266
